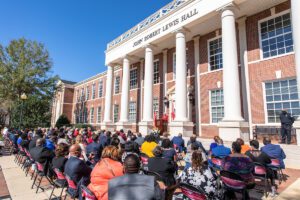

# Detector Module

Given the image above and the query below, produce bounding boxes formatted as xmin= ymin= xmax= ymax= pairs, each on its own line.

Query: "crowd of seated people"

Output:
xmin=2 ymin=126 xmax=288 ymax=200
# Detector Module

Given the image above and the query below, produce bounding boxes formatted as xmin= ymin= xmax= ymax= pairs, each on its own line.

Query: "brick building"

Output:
xmin=51 ymin=0 xmax=300 ymax=141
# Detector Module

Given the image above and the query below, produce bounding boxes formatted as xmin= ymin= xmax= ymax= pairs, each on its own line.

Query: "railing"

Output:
xmin=106 ymin=0 xmax=191 ymax=51
xmin=253 ymin=125 xmax=297 ymax=143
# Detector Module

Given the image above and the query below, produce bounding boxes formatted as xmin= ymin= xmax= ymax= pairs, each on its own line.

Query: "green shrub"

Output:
xmin=55 ymin=114 xmax=70 ymax=128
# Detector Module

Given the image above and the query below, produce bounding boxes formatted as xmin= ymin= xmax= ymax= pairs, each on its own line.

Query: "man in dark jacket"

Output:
xmin=280 ymin=109 xmax=295 ymax=144
xmin=64 ymin=144 xmax=92 ymax=199
xmin=108 ymin=154 xmax=164 ymax=200
xmin=187 ymin=134 xmax=207 ymax=154
xmin=148 ymin=146 xmax=176 ymax=186
xmin=171 ymin=133 xmax=185 ymax=153
xmin=28 ymin=130 xmax=43 ymax=150
xmin=261 ymin=137 xmax=286 ymax=169
xmin=86 ymin=134 xmax=103 ymax=163
xmin=30 ymin=138 xmax=55 ymax=175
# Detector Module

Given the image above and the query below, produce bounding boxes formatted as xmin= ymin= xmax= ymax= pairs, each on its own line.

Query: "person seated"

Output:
xmin=162 ymin=138 xmax=177 ymax=161
xmin=261 ymin=136 xmax=286 ymax=169
xmin=184 ymin=143 xmax=200 ymax=170
xmin=141 ymin=134 xmax=158 ymax=157
xmin=187 ymin=134 xmax=207 ymax=155
xmin=30 ymin=138 xmax=55 ymax=175
xmin=75 ymin=135 xmax=88 ymax=161
xmin=86 ymin=133 xmax=103 ymax=163
xmin=110 ymin=136 xmax=121 ymax=149
xmin=211 ymin=139 xmax=231 ymax=158
xmin=210 ymin=136 xmax=220 ymax=151
xmin=19 ymin=133 xmax=30 ymax=150
xmin=134 ymin=132 xmax=144 ymax=147
xmin=171 ymin=133 xmax=185 ymax=153
xmin=45 ymin=135 xmax=57 ymax=151
xmin=148 ymin=146 xmax=176 ymax=187
xmin=121 ymin=141 xmax=140 ymax=163
xmin=64 ymin=144 xmax=92 ymax=199
xmin=108 ymin=154 xmax=164 ymax=200
xmin=28 ymin=129 xmax=43 ymax=150
xmin=88 ymin=145 xmax=123 ymax=200
xmin=222 ymin=142 xmax=254 ymax=185
xmin=174 ymin=150 xmax=221 ymax=200
xmin=245 ymin=140 xmax=277 ymax=196
xmin=52 ymin=143 xmax=69 ymax=173
xmin=236 ymin=138 xmax=251 ymax=154
xmin=57 ymin=132 xmax=69 ymax=145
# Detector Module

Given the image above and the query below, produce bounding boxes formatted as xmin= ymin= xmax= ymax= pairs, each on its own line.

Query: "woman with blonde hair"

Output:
xmin=75 ymin=135 xmax=88 ymax=161
xmin=88 ymin=145 xmax=123 ymax=200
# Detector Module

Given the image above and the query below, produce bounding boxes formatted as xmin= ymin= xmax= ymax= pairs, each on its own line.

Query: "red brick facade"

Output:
xmin=51 ymin=1 xmax=296 ymax=138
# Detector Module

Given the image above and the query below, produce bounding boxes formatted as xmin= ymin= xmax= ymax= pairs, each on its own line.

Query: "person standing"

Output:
xmin=279 ymin=109 xmax=295 ymax=144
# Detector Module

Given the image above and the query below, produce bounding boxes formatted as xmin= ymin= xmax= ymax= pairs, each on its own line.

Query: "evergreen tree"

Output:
xmin=55 ymin=114 xmax=70 ymax=128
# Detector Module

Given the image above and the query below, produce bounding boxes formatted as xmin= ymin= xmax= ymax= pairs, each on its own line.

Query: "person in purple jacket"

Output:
xmin=261 ymin=136 xmax=286 ymax=168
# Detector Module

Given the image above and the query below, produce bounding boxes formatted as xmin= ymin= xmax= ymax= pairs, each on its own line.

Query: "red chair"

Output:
xmin=220 ymin=170 xmax=252 ymax=200
xmin=268 ymin=158 xmax=285 ymax=184
xmin=211 ymin=157 xmax=223 ymax=171
xmin=81 ymin=185 xmax=96 ymax=200
xmin=48 ymin=168 xmax=67 ymax=200
xmin=140 ymin=153 xmax=149 ymax=170
xmin=32 ymin=162 xmax=52 ymax=193
xmin=64 ymin=175 xmax=78 ymax=200
xmin=253 ymin=162 xmax=269 ymax=197
xmin=179 ymin=183 xmax=207 ymax=200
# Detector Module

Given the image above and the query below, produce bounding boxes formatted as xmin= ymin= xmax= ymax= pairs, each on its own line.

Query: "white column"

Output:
xmin=175 ymin=30 xmax=188 ymax=121
xmin=193 ymin=35 xmax=201 ymax=135
xmin=291 ymin=0 xmax=300 ymax=95
xmin=163 ymin=49 xmax=168 ymax=113
xmin=143 ymin=46 xmax=154 ymax=122
xmin=103 ymin=66 xmax=113 ymax=122
xmin=139 ymin=59 xmax=144 ymax=121
xmin=222 ymin=7 xmax=243 ymax=121
xmin=120 ymin=57 xmax=130 ymax=122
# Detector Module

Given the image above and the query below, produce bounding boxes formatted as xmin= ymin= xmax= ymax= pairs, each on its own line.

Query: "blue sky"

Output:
xmin=0 ymin=0 xmax=171 ymax=82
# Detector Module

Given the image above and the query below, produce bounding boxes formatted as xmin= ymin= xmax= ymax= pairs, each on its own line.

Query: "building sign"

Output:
xmin=133 ymin=8 xmax=199 ymax=48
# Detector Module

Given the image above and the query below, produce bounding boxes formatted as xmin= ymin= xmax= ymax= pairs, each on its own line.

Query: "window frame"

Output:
xmin=153 ymin=97 xmax=159 ymax=119
xmin=209 ymin=89 xmax=224 ymax=124
xmin=85 ymin=86 xmax=90 ymax=101
xmin=153 ymin=59 xmax=160 ymax=84
xmin=263 ymin=78 xmax=300 ymax=124
xmin=128 ymin=101 xmax=137 ymax=122
xmin=113 ymin=104 xmax=119 ymax=123
xmin=207 ymin=35 xmax=223 ymax=72
xmin=97 ymin=106 xmax=102 ymax=124
xmin=98 ymin=80 xmax=103 ymax=98
xmin=130 ymin=67 xmax=138 ymax=90
xmin=90 ymin=107 xmax=94 ymax=124
xmin=92 ymin=83 xmax=96 ymax=99
xmin=114 ymin=76 xmax=120 ymax=94
xmin=258 ymin=10 xmax=293 ymax=60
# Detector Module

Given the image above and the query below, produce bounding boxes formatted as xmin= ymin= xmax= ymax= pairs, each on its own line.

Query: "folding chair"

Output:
xmin=253 ymin=162 xmax=269 ymax=197
xmin=179 ymin=182 xmax=207 ymax=200
xmin=32 ymin=162 xmax=52 ymax=193
xmin=220 ymin=170 xmax=252 ymax=200
xmin=49 ymin=168 xmax=67 ymax=200
xmin=210 ymin=157 xmax=223 ymax=172
xmin=81 ymin=185 xmax=96 ymax=200
xmin=64 ymin=175 xmax=78 ymax=200
xmin=268 ymin=158 xmax=285 ymax=184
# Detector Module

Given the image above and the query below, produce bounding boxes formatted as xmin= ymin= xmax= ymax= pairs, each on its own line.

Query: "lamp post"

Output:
xmin=19 ymin=93 xmax=27 ymax=129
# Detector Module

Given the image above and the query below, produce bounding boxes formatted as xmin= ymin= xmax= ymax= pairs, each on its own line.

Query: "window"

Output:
xmin=76 ymin=89 xmax=79 ymax=102
xmin=153 ymin=60 xmax=160 ymax=84
xmin=92 ymin=84 xmax=96 ymax=99
xmin=173 ymin=53 xmax=176 ymax=79
xmin=114 ymin=76 xmax=120 ymax=94
xmin=260 ymin=13 xmax=293 ymax=58
xmin=83 ymin=107 xmax=88 ymax=123
xmin=129 ymin=102 xmax=137 ymax=122
xmin=98 ymin=80 xmax=103 ymax=97
xmin=97 ymin=106 xmax=102 ymax=123
xmin=130 ymin=68 xmax=138 ymax=89
xmin=86 ymin=86 xmax=90 ymax=100
xmin=209 ymin=37 xmax=223 ymax=71
xmin=210 ymin=89 xmax=224 ymax=123
xmin=90 ymin=107 xmax=94 ymax=123
xmin=113 ymin=104 xmax=119 ymax=123
xmin=153 ymin=98 xmax=159 ymax=119
xmin=265 ymin=79 xmax=300 ymax=123
xmin=81 ymin=88 xmax=84 ymax=101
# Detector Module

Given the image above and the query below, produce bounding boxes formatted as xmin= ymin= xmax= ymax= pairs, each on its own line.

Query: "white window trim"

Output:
xmin=113 ymin=104 xmax=119 ymax=123
xmin=258 ymin=9 xmax=292 ymax=61
xmin=98 ymin=80 xmax=103 ymax=98
xmin=114 ymin=76 xmax=120 ymax=95
xmin=153 ymin=59 xmax=160 ymax=84
xmin=90 ymin=107 xmax=94 ymax=124
xmin=97 ymin=106 xmax=102 ymax=124
xmin=209 ymin=89 xmax=224 ymax=124
xmin=207 ymin=35 xmax=222 ymax=72
xmin=263 ymin=77 xmax=298 ymax=124
xmin=128 ymin=101 xmax=137 ymax=122
xmin=130 ymin=67 xmax=138 ymax=90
